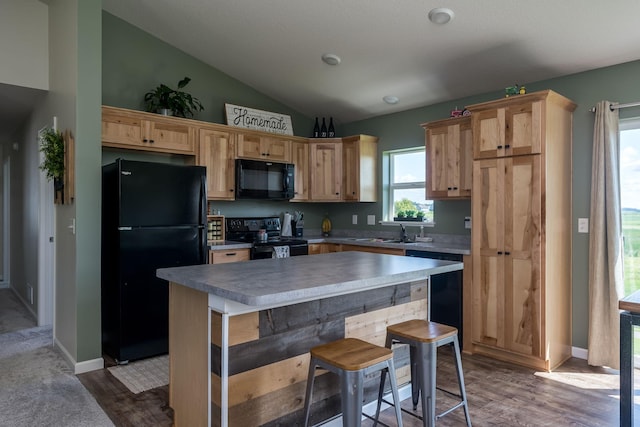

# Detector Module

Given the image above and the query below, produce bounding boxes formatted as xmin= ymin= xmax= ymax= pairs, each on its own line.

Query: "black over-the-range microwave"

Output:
xmin=235 ymin=159 xmax=295 ymax=200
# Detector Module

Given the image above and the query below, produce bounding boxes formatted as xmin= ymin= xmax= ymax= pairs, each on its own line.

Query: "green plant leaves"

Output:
xmin=143 ymin=77 xmax=204 ymax=118
xmin=39 ymin=128 xmax=65 ymax=181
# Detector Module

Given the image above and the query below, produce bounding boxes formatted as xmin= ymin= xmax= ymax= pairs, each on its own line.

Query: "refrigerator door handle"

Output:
xmin=118 ymin=227 xmax=132 ymax=231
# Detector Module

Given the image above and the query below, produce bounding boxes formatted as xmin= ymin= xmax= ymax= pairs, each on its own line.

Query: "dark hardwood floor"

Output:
xmin=79 ymin=349 xmax=624 ymax=426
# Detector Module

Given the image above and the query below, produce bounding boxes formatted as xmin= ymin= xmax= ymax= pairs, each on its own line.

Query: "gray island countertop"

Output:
xmin=157 ymin=251 xmax=462 ymax=308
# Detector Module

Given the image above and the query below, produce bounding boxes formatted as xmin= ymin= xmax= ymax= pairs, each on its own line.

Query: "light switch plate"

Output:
xmin=578 ymin=218 xmax=589 ymax=233
xmin=352 ymin=214 xmax=358 ymax=225
xmin=367 ymin=215 xmax=376 ymax=225
xmin=464 ymin=216 xmax=471 ymax=229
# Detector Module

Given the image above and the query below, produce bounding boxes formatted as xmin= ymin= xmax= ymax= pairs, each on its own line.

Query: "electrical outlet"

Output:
xmin=352 ymin=214 xmax=358 ymax=225
xmin=578 ymin=218 xmax=589 ymax=233
xmin=367 ymin=215 xmax=376 ymax=225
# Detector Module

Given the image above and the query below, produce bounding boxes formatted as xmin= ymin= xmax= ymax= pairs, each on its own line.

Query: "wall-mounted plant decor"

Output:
xmin=38 ymin=128 xmax=75 ymax=204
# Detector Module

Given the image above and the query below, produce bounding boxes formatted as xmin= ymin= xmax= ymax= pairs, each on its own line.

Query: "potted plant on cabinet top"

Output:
xmin=38 ymin=128 xmax=65 ymax=190
xmin=143 ymin=77 xmax=204 ymax=118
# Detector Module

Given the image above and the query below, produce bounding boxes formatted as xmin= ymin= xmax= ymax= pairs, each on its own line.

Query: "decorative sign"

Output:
xmin=225 ymin=103 xmax=294 ymax=136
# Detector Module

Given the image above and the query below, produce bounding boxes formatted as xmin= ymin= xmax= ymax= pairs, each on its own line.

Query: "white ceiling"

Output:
xmin=3 ymin=0 xmax=640 ymax=143
xmin=102 ymin=0 xmax=640 ymax=123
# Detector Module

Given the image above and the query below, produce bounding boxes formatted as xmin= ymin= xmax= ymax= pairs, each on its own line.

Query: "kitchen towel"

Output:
xmin=272 ymin=246 xmax=290 ymax=258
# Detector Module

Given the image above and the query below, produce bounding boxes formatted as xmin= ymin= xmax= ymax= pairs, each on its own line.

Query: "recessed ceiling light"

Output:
xmin=383 ymin=95 xmax=399 ymax=105
xmin=428 ymin=7 xmax=454 ymax=25
xmin=321 ymin=53 xmax=341 ymax=66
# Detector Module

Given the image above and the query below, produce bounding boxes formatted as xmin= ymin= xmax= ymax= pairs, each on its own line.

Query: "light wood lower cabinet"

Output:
xmin=209 ymin=249 xmax=250 ymax=264
xmin=308 ymin=243 xmax=340 ymax=255
xmin=472 ymin=156 xmax=542 ymax=358
xmin=340 ymin=244 xmax=404 ymax=256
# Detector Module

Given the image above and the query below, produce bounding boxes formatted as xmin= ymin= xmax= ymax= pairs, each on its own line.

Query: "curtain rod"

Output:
xmin=589 ymin=101 xmax=640 ymax=113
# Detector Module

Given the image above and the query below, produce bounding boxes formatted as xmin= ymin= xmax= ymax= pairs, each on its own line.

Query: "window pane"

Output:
xmin=621 ymin=127 xmax=640 ymax=296
xmin=392 ymin=188 xmax=433 ymax=222
xmin=393 ymin=151 xmax=425 ymax=183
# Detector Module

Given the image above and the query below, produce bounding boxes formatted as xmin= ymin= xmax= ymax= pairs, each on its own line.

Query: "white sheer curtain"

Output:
xmin=588 ymin=100 xmax=624 ymax=369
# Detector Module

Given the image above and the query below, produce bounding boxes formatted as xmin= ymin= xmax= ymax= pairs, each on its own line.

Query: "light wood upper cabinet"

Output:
xmin=468 ymin=90 xmax=576 ymax=371
xmin=422 ymin=116 xmax=472 ymax=199
xmin=342 ymin=135 xmax=378 ymax=202
xmin=291 ymin=140 xmax=309 ymax=201
xmin=310 ymin=140 xmax=343 ymax=201
xmin=236 ymin=131 xmax=291 ymax=162
xmin=468 ymin=91 xmax=575 ymax=160
xmin=198 ymin=128 xmax=236 ymax=200
xmin=102 ymin=106 xmax=195 ymax=155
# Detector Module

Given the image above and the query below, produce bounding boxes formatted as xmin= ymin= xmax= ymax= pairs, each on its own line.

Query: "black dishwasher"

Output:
xmin=405 ymin=250 xmax=463 ymax=348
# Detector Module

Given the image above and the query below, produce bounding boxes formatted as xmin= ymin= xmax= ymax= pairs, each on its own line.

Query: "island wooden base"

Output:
xmin=169 ymin=279 xmax=429 ymax=427
xmin=169 ymin=283 xmax=210 ymax=427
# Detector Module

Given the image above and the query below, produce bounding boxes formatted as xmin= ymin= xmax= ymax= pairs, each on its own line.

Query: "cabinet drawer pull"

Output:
xmin=225 ymin=252 xmax=237 ymax=256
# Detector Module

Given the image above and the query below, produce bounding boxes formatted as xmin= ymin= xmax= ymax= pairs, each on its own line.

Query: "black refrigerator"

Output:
xmin=101 ymin=159 xmax=207 ymax=363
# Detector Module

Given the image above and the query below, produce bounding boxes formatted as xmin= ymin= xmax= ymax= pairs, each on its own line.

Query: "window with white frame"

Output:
xmin=386 ymin=147 xmax=433 ymax=222
xmin=620 ymin=117 xmax=640 ymax=296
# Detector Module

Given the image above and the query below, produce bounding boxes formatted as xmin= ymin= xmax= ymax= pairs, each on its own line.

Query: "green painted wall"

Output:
xmin=343 ymin=59 xmax=640 ymax=349
xmin=101 ymin=9 xmax=640 ymax=350
xmin=102 ymin=12 xmax=313 ymax=136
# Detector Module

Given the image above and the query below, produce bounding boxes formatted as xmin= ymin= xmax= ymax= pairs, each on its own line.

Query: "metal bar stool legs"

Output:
xmin=375 ymin=320 xmax=472 ymax=427
xmin=303 ymin=337 xmax=403 ymax=427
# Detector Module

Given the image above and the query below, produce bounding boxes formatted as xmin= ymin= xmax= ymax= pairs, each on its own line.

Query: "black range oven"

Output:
xmin=226 ymin=216 xmax=309 ymax=259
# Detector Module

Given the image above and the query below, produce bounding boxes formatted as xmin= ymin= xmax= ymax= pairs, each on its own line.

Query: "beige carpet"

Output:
xmin=108 ymin=355 xmax=169 ymax=394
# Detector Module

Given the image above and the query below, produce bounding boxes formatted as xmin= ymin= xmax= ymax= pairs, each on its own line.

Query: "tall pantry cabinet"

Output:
xmin=467 ymin=90 xmax=576 ymax=371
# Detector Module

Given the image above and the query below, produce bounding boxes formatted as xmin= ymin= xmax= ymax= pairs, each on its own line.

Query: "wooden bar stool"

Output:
xmin=303 ymin=337 xmax=403 ymax=427
xmin=374 ymin=319 xmax=471 ymax=427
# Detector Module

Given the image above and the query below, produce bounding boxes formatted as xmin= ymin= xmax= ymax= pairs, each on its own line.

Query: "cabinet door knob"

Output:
xmin=505 ymin=251 xmax=511 ymax=255
xmin=505 ymin=144 xmax=510 ymax=149
xmin=149 ymin=139 xmax=154 ymax=143
xmin=497 ymin=145 xmax=503 ymax=149
xmin=142 ymin=138 xmax=148 ymax=142
xmin=229 ymin=189 xmax=234 ymax=192
xmin=448 ymin=187 xmax=452 ymax=190
xmin=497 ymin=251 xmax=503 ymax=255
xmin=453 ymin=187 xmax=458 ymax=190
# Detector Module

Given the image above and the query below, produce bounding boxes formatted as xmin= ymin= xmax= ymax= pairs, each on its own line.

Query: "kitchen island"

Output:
xmin=157 ymin=251 xmax=463 ymax=427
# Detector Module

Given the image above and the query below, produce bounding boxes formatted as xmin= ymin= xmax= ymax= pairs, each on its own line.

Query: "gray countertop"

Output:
xmin=209 ymin=236 xmax=470 ymax=255
xmin=158 ymin=251 xmax=462 ymax=306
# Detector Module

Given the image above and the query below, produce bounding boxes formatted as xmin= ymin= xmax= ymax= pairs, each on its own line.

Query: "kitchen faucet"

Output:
xmin=400 ymin=224 xmax=408 ymax=242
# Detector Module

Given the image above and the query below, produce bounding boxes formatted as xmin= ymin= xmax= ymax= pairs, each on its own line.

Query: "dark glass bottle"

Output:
xmin=328 ymin=117 xmax=335 ymax=137
xmin=313 ymin=117 xmax=320 ymax=138
xmin=320 ymin=117 xmax=328 ymax=138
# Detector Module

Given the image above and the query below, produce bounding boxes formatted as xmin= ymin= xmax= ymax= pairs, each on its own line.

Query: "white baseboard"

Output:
xmin=572 ymin=346 xmax=588 ymax=360
xmin=54 ymin=337 xmax=104 ymax=374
